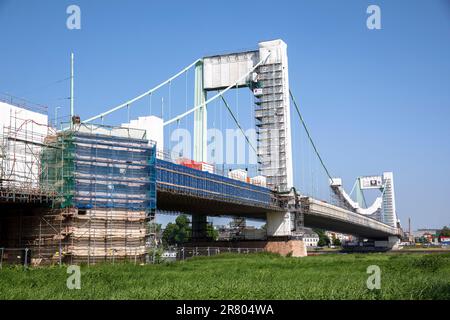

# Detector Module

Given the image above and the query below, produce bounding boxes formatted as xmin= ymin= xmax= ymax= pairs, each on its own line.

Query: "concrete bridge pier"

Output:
xmin=191 ymin=214 xmax=209 ymax=241
xmin=265 ymin=211 xmax=307 ymax=257
xmin=378 ymin=236 xmax=401 ymax=249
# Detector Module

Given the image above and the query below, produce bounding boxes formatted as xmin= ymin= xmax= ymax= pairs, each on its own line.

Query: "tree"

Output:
xmin=313 ymin=229 xmax=330 ymax=247
xmin=332 ymin=237 xmax=341 ymax=246
xmin=439 ymin=226 xmax=450 ymax=237
xmin=206 ymin=224 xmax=219 ymax=240
xmin=162 ymin=215 xmax=191 ymax=246
xmin=148 ymin=222 xmax=162 ymax=233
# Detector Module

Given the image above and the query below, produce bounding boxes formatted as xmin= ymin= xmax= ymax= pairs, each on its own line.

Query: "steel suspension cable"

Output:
xmin=164 ymin=52 xmax=271 ymax=126
xmin=84 ymin=58 xmax=201 ymax=123
xmin=289 ymin=90 xmax=334 ymax=183
xmin=220 ymin=95 xmax=257 ymax=154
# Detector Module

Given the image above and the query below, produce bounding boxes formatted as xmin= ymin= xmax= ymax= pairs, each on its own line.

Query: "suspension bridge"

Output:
xmin=81 ymin=39 xmax=400 ymax=249
xmin=0 ymin=39 xmax=401 ymax=263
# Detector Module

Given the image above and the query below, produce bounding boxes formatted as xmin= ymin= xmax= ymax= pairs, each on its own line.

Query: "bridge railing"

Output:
xmin=303 ymin=197 xmax=399 ymax=235
xmin=156 ymin=159 xmax=281 ymax=209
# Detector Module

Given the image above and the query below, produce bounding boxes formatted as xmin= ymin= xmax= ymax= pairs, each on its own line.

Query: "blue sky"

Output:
xmin=0 ymin=0 xmax=449 ymax=229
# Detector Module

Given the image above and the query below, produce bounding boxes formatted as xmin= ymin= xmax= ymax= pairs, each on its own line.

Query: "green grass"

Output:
xmin=0 ymin=253 xmax=449 ymax=299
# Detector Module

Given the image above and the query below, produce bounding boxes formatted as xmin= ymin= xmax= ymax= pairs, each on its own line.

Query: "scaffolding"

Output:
xmin=38 ymin=123 xmax=157 ymax=264
xmin=254 ymin=61 xmax=290 ymax=191
xmin=0 ymin=207 xmax=151 ymax=265
xmin=0 ymin=111 xmax=158 ymax=265
xmin=0 ymin=107 xmax=57 ymax=203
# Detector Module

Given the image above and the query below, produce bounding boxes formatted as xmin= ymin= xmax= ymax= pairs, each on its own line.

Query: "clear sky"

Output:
xmin=0 ymin=0 xmax=449 ymax=230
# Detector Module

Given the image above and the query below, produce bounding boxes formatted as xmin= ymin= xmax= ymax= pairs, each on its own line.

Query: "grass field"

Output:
xmin=0 ymin=252 xmax=449 ymax=299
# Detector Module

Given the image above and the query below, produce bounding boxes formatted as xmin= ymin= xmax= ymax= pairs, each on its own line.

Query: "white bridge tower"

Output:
xmin=194 ymin=39 xmax=293 ymax=192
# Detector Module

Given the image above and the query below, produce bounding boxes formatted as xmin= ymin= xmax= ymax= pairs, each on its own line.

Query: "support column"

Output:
xmin=266 ymin=212 xmax=292 ymax=237
xmin=191 ymin=214 xmax=208 ymax=241
xmin=265 ymin=211 xmax=307 ymax=257
xmin=193 ymin=61 xmax=207 ymax=162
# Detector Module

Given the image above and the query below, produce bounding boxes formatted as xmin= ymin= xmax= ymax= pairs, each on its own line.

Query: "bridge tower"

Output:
xmin=382 ymin=172 xmax=397 ymax=228
xmin=193 ymin=39 xmax=294 ymax=191
xmin=193 ymin=61 xmax=207 ymax=162
xmin=192 ymin=40 xmax=297 ymax=249
xmin=254 ymin=40 xmax=293 ymax=192
xmin=330 ymin=172 xmax=398 ymax=228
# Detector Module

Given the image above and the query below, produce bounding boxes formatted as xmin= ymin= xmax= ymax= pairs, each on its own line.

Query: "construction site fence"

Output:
xmin=0 ymin=248 xmax=31 ymax=268
xmin=0 ymin=246 xmax=265 ymax=267
xmin=175 ymin=247 xmax=265 ymax=261
xmin=0 ymin=247 xmax=148 ymax=267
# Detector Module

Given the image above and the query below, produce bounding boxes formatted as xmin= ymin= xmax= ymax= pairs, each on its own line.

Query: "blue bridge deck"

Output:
xmin=156 ymin=159 xmax=282 ymax=217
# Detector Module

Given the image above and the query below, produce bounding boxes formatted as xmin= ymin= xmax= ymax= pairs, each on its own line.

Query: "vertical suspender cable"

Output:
xmin=289 ymin=90 xmax=334 ymax=184
xmin=220 ymin=95 xmax=257 ymax=154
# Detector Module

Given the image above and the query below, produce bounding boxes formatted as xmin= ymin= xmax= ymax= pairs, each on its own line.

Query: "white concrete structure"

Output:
xmin=203 ymin=51 xmax=258 ymax=90
xmin=250 ymin=175 xmax=267 ymax=187
xmin=121 ymin=115 xmax=164 ymax=158
xmin=266 ymin=212 xmax=292 ymax=237
xmin=330 ymin=172 xmax=398 ymax=228
xmin=256 ymin=40 xmax=293 ymax=192
xmin=382 ymin=172 xmax=397 ymax=228
xmin=0 ymin=101 xmax=49 ymax=189
xmin=228 ymin=168 xmax=248 ymax=182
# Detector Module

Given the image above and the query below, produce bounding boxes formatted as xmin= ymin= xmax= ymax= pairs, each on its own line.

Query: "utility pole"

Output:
xmin=409 ymin=217 xmax=411 ymax=236
xmin=54 ymin=106 xmax=61 ymax=129
xmin=70 ymin=52 xmax=74 ymax=128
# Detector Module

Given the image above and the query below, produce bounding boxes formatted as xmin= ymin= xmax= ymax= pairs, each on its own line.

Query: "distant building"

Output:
xmin=415 ymin=231 xmax=441 ymax=244
xmin=217 ymin=225 xmax=232 ymax=241
xmin=439 ymin=236 xmax=450 ymax=245
xmin=413 ymin=229 xmax=440 ymax=238
xmin=302 ymin=230 xmax=319 ymax=247
xmin=216 ymin=225 xmax=266 ymax=241
xmin=242 ymin=227 xmax=266 ymax=240
xmin=325 ymin=231 xmax=351 ymax=243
